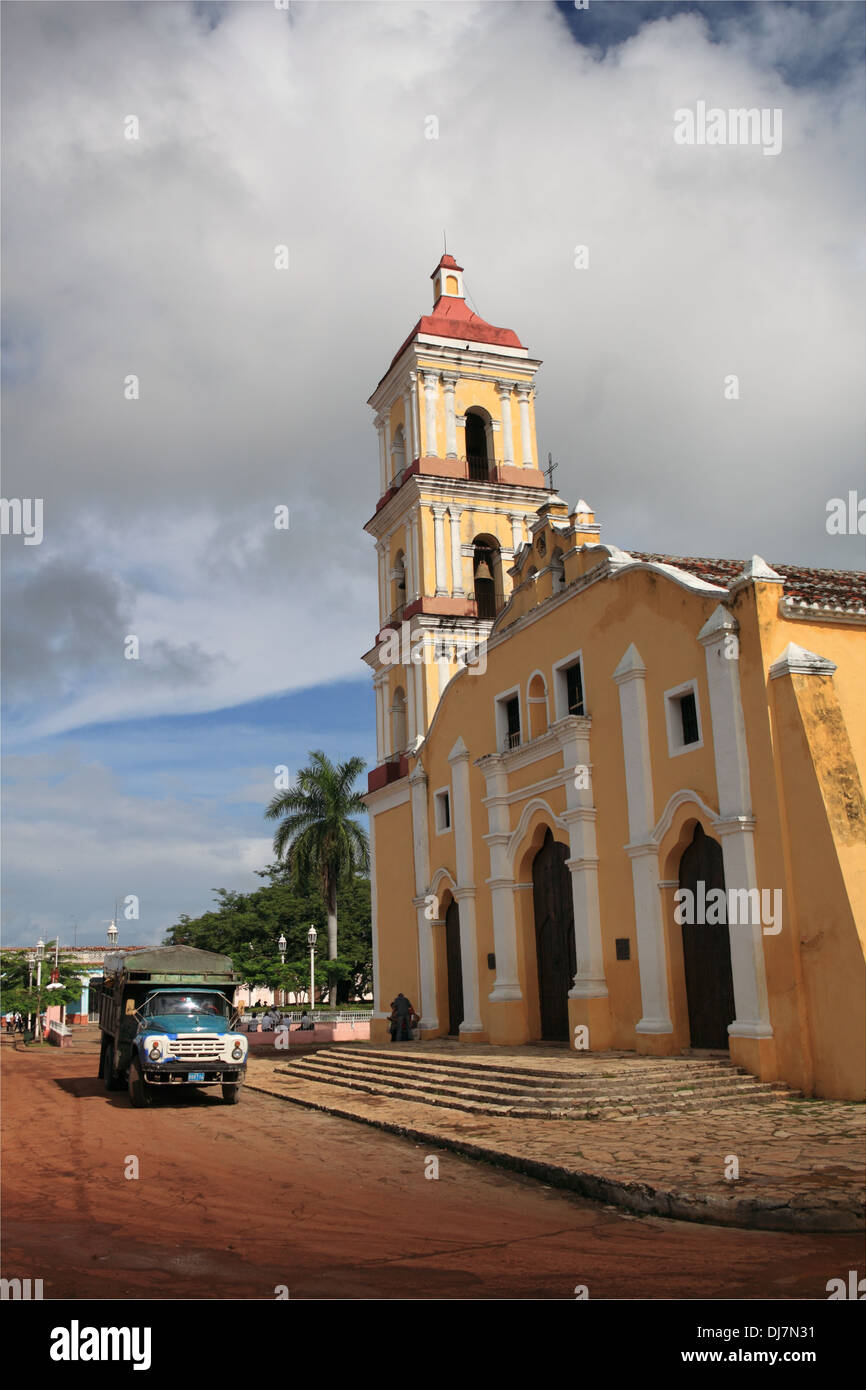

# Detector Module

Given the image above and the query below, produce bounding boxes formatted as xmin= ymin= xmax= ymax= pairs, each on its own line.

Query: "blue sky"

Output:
xmin=2 ymin=0 xmax=864 ymax=947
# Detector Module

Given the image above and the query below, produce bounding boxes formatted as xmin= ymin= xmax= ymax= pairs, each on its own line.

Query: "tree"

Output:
xmin=0 ymin=943 xmax=83 ymax=1036
xmin=163 ymin=868 xmax=372 ymax=1006
xmin=264 ymin=751 xmax=369 ymax=1005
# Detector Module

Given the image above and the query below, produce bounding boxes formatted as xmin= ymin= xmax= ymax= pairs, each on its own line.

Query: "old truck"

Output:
xmin=96 ymin=946 xmax=248 ymax=1107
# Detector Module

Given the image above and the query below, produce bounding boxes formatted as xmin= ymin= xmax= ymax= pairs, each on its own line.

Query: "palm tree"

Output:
xmin=265 ymin=751 xmax=369 ymax=1006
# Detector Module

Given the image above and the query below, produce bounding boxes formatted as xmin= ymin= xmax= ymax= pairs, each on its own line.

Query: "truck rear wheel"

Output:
xmin=128 ymin=1056 xmax=151 ymax=1108
xmin=101 ymin=1037 xmax=123 ymax=1092
xmin=222 ymin=1083 xmax=242 ymax=1104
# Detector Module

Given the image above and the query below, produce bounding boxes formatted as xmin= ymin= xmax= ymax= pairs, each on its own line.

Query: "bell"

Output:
xmin=475 ymin=559 xmax=494 ymax=582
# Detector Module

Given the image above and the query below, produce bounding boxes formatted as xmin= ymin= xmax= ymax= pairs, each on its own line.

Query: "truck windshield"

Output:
xmin=143 ymin=993 xmax=229 ymax=1018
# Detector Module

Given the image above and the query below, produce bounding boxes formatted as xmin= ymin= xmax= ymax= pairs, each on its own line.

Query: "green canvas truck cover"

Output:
xmin=103 ymin=946 xmax=236 ymax=982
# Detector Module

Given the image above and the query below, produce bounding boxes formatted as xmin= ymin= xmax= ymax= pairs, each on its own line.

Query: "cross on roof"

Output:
xmin=544 ymin=452 xmax=559 ymax=490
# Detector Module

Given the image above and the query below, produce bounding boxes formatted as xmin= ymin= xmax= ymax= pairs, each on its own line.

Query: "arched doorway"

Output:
xmin=444 ymin=899 xmax=464 ymax=1037
xmin=531 ymin=828 xmax=576 ymax=1040
xmin=679 ymin=823 xmax=735 ymax=1048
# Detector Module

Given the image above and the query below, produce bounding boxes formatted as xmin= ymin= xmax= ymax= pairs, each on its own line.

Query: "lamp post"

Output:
xmin=277 ymin=933 xmax=287 ymax=1008
xmin=34 ymin=939 xmax=45 ymax=1042
xmin=26 ymin=952 xmax=35 ymax=1033
xmin=307 ymin=926 xmax=317 ymax=1010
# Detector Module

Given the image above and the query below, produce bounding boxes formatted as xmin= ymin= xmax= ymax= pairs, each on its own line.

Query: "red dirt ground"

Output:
xmin=2 ymin=1042 xmax=862 ymax=1300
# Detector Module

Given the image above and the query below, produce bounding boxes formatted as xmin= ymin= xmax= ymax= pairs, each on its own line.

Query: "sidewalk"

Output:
xmin=245 ymin=1052 xmax=865 ymax=1232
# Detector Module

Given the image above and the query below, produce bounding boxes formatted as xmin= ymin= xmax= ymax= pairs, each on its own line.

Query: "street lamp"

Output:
xmin=307 ymin=926 xmax=317 ymax=1010
xmin=26 ymin=952 xmax=35 ymax=1033
xmin=276 ymin=933 xmax=287 ymax=1008
xmin=34 ymin=939 xmax=45 ymax=1042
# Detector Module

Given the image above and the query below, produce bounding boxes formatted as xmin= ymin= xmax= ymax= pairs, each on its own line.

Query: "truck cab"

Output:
xmin=131 ymin=986 xmax=248 ymax=1105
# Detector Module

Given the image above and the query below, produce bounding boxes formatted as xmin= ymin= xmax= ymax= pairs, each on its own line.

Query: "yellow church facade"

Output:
xmin=362 ymin=255 xmax=866 ymax=1101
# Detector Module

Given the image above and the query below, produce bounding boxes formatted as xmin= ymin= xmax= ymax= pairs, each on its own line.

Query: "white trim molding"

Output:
xmin=769 ymin=642 xmax=838 ymax=680
xmin=612 ymin=643 xmax=673 ymax=1035
xmin=698 ymin=603 xmax=773 ymax=1041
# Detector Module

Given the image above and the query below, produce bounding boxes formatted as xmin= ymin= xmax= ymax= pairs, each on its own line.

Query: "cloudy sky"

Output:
xmin=2 ymin=0 xmax=864 ymax=947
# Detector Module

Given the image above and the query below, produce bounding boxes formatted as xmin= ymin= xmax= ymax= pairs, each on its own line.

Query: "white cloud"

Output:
xmin=4 ymin=1 xmax=863 ymax=741
xmin=1 ymin=749 xmax=273 ymax=945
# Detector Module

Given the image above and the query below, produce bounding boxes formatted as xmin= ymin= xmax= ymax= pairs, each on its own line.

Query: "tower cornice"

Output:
xmin=364 ymin=473 xmax=555 ymax=538
xmin=368 ymin=341 xmax=542 ymax=413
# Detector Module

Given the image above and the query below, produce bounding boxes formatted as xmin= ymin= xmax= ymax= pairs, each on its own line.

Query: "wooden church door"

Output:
xmin=445 ymin=899 xmax=464 ymax=1037
xmin=679 ymin=823 xmax=736 ymax=1048
xmin=532 ymin=829 xmax=576 ymax=1040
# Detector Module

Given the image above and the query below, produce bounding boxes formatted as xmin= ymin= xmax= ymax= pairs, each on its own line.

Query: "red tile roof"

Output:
xmin=386 ymin=291 xmax=524 ymax=374
xmin=433 ymin=254 xmax=463 ymax=274
xmin=633 ymin=553 xmax=866 ymax=613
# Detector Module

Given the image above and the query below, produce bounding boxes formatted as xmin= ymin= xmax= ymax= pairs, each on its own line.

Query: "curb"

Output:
xmin=245 ymin=1078 xmax=864 ymax=1234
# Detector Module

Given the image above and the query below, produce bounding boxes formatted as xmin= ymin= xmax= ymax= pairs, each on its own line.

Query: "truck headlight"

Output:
xmin=231 ymin=1043 xmax=244 ymax=1061
xmin=147 ymin=1039 xmax=163 ymax=1060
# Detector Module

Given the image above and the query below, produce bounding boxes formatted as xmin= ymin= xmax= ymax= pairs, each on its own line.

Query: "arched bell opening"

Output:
xmin=551 ymin=547 xmax=565 ymax=594
xmin=472 ymin=533 xmax=501 ymax=620
xmin=390 ymin=424 xmax=406 ymax=481
xmin=392 ymin=550 xmax=406 ymax=619
xmin=465 ymin=408 xmax=492 ymax=481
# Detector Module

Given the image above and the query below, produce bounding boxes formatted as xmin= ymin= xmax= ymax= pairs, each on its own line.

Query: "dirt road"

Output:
xmin=2 ymin=1042 xmax=861 ymax=1300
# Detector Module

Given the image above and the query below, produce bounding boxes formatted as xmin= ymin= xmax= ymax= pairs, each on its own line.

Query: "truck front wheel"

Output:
xmin=128 ymin=1056 xmax=151 ymax=1108
xmin=222 ymin=1083 xmax=242 ymax=1104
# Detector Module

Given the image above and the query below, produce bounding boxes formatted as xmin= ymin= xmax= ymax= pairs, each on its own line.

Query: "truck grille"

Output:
xmin=170 ymin=1035 xmax=223 ymax=1061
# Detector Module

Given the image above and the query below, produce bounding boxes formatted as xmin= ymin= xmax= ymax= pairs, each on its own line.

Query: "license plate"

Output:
xmin=188 ymin=1071 xmax=205 ymax=1081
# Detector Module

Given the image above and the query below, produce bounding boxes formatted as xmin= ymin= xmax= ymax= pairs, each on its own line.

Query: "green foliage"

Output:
xmin=264 ymin=751 xmax=370 ymax=900
xmin=164 ymin=868 xmax=372 ymax=1003
xmin=0 ymin=942 xmax=84 ymax=1017
xmin=263 ymin=750 xmax=370 ymax=1000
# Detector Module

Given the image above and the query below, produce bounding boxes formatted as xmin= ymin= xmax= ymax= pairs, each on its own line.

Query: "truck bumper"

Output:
xmin=143 ymin=1062 xmax=246 ymax=1085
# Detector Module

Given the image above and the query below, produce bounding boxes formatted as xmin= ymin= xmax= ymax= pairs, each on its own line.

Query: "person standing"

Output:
xmin=390 ymin=992 xmax=416 ymax=1043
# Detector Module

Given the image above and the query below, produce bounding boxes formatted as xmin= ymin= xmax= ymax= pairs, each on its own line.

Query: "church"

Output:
xmin=361 ymin=253 xmax=866 ymax=1101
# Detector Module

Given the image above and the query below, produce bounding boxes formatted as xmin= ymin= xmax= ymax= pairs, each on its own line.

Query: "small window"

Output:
xmin=664 ymin=679 xmax=703 ymax=757
xmin=565 ymin=662 xmax=584 ymax=716
xmin=495 ymin=688 xmax=522 ymax=753
xmin=504 ymin=696 xmax=521 ymax=750
xmin=434 ymin=789 xmax=451 ymax=833
xmin=553 ymin=649 xmax=587 ymax=720
xmin=679 ymin=691 xmax=699 ymax=745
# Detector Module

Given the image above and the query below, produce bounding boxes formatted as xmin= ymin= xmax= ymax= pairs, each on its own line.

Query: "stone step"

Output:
xmin=294 ymin=1053 xmax=773 ymax=1105
xmin=349 ymin=1046 xmax=742 ymax=1084
xmin=301 ymin=1050 xmax=760 ymax=1094
xmin=326 ymin=1047 xmax=746 ymax=1087
xmin=279 ymin=1056 xmax=797 ymax=1118
xmin=275 ymin=1061 xmax=798 ymax=1120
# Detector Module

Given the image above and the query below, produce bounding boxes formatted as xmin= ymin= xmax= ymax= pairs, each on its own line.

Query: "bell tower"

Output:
xmin=363 ymin=253 xmax=554 ymax=790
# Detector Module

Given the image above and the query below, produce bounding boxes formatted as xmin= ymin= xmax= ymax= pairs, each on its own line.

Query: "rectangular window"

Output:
xmin=679 ymin=691 xmax=699 ymax=745
xmin=664 ymin=679 xmax=703 ymax=757
xmin=553 ymin=650 xmax=587 ymax=721
xmin=504 ymin=696 xmax=521 ymax=749
xmin=565 ymin=662 xmax=584 ymax=716
xmin=434 ymin=789 xmax=451 ymax=833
